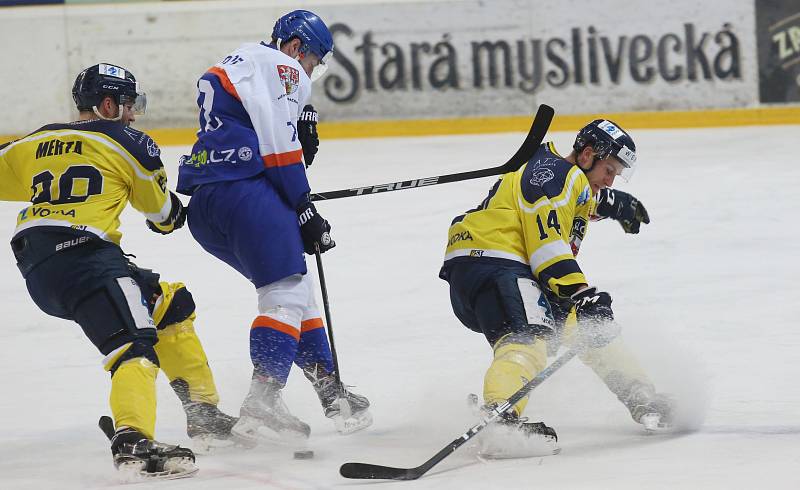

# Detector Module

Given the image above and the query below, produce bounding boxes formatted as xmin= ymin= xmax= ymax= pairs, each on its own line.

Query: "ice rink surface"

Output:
xmin=0 ymin=125 xmax=798 ymax=489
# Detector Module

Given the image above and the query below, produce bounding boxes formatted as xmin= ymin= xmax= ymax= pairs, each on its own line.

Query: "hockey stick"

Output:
xmin=99 ymin=415 xmax=115 ymax=440
xmin=310 ymin=104 xmax=554 ymax=202
xmin=339 ymin=348 xmax=579 ymax=481
xmin=314 ymin=245 xmax=350 ymax=419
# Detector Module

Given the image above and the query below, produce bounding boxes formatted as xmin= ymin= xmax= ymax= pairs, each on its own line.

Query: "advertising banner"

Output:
xmin=756 ymin=0 xmax=800 ymax=103
xmin=311 ymin=0 xmax=756 ymax=119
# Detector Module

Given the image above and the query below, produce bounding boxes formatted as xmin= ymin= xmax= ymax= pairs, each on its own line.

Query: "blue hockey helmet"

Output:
xmin=271 ymin=10 xmax=334 ymax=81
xmin=573 ymin=119 xmax=637 ymax=180
xmin=72 ymin=63 xmax=146 ymax=118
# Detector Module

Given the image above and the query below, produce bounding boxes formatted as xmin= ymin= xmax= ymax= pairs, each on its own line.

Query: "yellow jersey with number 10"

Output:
xmin=0 ymin=119 xmax=173 ymax=244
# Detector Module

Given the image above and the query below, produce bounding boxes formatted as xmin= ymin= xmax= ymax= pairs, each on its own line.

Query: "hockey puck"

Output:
xmin=293 ymin=450 xmax=314 ymax=459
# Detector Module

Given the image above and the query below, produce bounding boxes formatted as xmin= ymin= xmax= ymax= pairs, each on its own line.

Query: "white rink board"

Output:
xmin=0 ymin=0 xmax=756 ymax=133
xmin=0 ymin=126 xmax=798 ymax=489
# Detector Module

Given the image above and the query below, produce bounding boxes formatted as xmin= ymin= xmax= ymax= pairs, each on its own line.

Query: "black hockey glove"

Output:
xmin=146 ymin=192 xmax=187 ymax=235
xmin=298 ymin=105 xmax=319 ymax=168
xmin=297 ymin=199 xmax=335 ymax=255
xmin=571 ymin=287 xmax=619 ymax=348
xmin=595 ymin=188 xmax=650 ymax=234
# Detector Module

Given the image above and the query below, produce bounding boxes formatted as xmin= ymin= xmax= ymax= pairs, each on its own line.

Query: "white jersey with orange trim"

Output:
xmin=177 ymin=42 xmax=312 ymax=209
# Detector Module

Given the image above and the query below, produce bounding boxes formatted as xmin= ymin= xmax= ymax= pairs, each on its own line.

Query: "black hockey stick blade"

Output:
xmin=339 ymin=348 xmax=578 ymax=481
xmin=311 ymin=104 xmax=554 ymax=201
xmin=98 ymin=415 xmax=115 ymax=440
xmin=340 ymin=462 xmax=420 ymax=481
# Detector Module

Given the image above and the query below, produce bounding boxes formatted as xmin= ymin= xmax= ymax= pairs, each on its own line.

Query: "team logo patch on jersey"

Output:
xmin=277 ymin=65 xmax=299 ymax=95
xmin=238 ymin=146 xmax=253 ymax=162
xmin=530 ymin=167 xmax=555 ymax=187
xmin=577 ymin=186 xmax=591 ymax=206
xmin=528 ymin=157 xmax=558 ymax=187
xmin=145 ymin=137 xmax=160 ymax=158
xmin=570 ymin=217 xmax=587 ymax=256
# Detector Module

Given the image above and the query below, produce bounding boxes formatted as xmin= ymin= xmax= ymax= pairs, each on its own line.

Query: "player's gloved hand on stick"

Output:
xmin=146 ymin=192 xmax=187 ymax=235
xmin=571 ymin=286 xmax=619 ymax=348
xmin=595 ymin=188 xmax=650 ymax=234
xmin=297 ymin=199 xmax=335 ymax=255
xmin=298 ymin=104 xmax=319 ymax=168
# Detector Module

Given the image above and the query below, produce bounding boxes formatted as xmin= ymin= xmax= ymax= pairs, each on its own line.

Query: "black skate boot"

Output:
xmin=231 ymin=372 xmax=310 ymax=447
xmin=170 ymin=379 xmax=238 ymax=452
xmin=304 ymin=364 xmax=373 ymax=434
xmin=478 ymin=407 xmax=559 ymax=459
xmin=109 ymin=426 xmax=197 ymax=480
xmin=620 ymin=381 xmax=675 ymax=431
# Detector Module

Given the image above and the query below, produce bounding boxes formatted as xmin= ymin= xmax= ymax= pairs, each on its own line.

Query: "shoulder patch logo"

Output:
xmin=528 ymin=157 xmax=558 ymax=187
xmin=145 ymin=137 xmax=160 ymax=158
xmin=576 ymin=186 xmax=591 ymax=206
xmin=277 ymin=65 xmax=300 ymax=95
xmin=530 ymin=168 xmax=555 ymax=187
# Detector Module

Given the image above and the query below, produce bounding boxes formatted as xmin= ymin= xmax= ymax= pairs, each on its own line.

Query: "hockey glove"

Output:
xmin=595 ymin=188 xmax=650 ymax=234
xmin=571 ymin=287 xmax=619 ymax=348
xmin=297 ymin=200 xmax=335 ymax=255
xmin=146 ymin=192 xmax=187 ymax=235
xmin=298 ymin=105 xmax=319 ymax=168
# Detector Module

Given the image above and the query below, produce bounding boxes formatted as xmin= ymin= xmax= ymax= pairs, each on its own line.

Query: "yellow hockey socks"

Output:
xmin=483 ymin=335 xmax=547 ymax=416
xmin=108 ymin=354 xmax=159 ymax=440
xmin=152 ymin=282 xmax=220 ymax=406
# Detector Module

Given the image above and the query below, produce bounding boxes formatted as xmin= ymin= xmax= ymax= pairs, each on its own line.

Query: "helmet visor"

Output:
xmin=120 ymin=82 xmax=147 ymax=115
xmin=614 ymin=144 xmax=637 ymax=181
xmin=309 ymin=50 xmax=332 ymax=82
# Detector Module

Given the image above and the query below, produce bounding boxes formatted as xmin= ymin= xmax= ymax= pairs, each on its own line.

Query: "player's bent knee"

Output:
xmin=152 ymin=282 xmax=196 ymax=329
xmin=256 ymin=274 xmax=312 ymax=325
xmin=104 ymin=339 xmax=160 ymax=376
xmin=493 ymin=333 xmax=547 ymax=374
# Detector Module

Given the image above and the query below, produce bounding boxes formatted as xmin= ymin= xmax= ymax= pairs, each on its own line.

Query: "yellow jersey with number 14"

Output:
xmin=442 ymin=142 xmax=595 ymax=298
xmin=0 ymin=119 xmax=173 ymax=245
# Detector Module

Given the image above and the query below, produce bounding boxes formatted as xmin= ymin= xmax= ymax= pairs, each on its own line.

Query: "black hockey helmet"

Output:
xmin=72 ymin=63 xmax=146 ymax=116
xmin=573 ymin=119 xmax=637 ymax=180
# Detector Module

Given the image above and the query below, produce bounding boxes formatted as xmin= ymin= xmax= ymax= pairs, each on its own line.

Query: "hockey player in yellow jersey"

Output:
xmin=440 ymin=119 xmax=670 ymax=458
xmin=0 ymin=64 xmax=236 ymax=478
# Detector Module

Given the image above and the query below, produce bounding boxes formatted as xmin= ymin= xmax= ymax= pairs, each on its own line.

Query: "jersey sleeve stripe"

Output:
xmin=538 ymin=258 xmax=584 ymax=283
xmin=529 ymin=239 xmax=575 ymax=271
xmin=251 ymin=314 xmax=300 ymax=341
xmin=207 ymin=66 xmax=241 ymax=101
xmin=262 ymin=148 xmax=304 ymax=168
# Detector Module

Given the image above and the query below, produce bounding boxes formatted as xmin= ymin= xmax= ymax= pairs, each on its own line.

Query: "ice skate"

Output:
xmin=231 ymin=374 xmax=310 ymax=447
xmin=477 ymin=407 xmax=559 ymax=459
xmin=170 ymin=379 xmax=238 ymax=452
xmin=622 ymin=381 xmax=675 ymax=432
xmin=110 ymin=426 xmax=198 ymax=481
xmin=305 ymin=365 xmax=373 ymax=435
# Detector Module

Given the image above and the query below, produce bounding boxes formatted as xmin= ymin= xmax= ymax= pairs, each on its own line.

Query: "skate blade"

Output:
xmin=231 ymin=418 xmax=309 ymax=448
xmin=641 ymin=413 xmax=672 ymax=433
xmin=116 ymin=458 xmax=198 ymax=482
xmin=333 ymin=410 xmax=373 ymax=435
xmin=191 ymin=434 xmax=239 ymax=454
xmin=477 ymin=424 xmax=559 ymax=459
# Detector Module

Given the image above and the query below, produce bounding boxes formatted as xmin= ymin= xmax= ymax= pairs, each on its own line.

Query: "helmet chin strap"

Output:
xmin=92 ymin=105 xmax=123 ymax=122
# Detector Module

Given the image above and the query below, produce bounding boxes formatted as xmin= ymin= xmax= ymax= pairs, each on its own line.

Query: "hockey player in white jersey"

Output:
xmin=177 ymin=10 xmax=372 ymax=445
